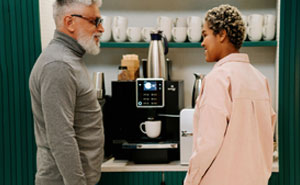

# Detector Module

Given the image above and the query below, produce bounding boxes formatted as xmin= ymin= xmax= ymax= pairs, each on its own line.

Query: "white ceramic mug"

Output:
xmin=241 ymin=15 xmax=248 ymax=26
xmin=187 ymin=16 xmax=202 ymax=28
xmin=113 ymin=16 xmax=128 ymax=28
xmin=139 ymin=120 xmax=161 ymax=138
xmin=247 ymin=26 xmax=263 ymax=41
xmin=241 ymin=15 xmax=248 ymax=40
xmin=172 ymin=27 xmax=187 ymax=43
xmin=173 ymin=17 xmax=187 ymax=27
xmin=248 ymin=14 xmax=263 ymax=27
xmin=142 ymin=27 xmax=155 ymax=42
xmin=247 ymin=14 xmax=263 ymax=38
xmin=263 ymin=25 xmax=276 ymax=41
xmin=127 ymin=27 xmax=142 ymax=42
xmin=157 ymin=16 xmax=173 ymax=41
xmin=100 ymin=16 xmax=112 ymax=42
xmin=247 ymin=14 xmax=263 ymax=41
xmin=112 ymin=16 xmax=128 ymax=42
xmin=263 ymin=14 xmax=276 ymax=27
xmin=112 ymin=27 xmax=127 ymax=42
xmin=187 ymin=27 xmax=202 ymax=42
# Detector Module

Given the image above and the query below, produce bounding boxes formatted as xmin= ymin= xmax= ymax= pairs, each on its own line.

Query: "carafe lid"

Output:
xmin=150 ymin=30 xmax=163 ymax=40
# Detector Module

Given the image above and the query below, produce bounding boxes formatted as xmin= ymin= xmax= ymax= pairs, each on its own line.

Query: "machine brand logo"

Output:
xmin=167 ymin=85 xmax=176 ymax=92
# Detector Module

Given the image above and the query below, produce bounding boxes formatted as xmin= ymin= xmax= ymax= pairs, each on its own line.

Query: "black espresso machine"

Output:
xmin=105 ymin=78 xmax=184 ymax=163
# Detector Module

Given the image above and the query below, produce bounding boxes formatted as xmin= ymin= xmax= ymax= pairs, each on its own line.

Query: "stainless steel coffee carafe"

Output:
xmin=147 ymin=30 xmax=169 ymax=79
xmin=142 ymin=58 xmax=172 ymax=80
xmin=93 ymin=72 xmax=105 ymax=100
xmin=192 ymin=73 xmax=205 ymax=108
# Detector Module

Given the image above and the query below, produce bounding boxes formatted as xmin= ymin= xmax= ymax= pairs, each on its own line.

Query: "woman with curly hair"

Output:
xmin=184 ymin=4 xmax=276 ymax=185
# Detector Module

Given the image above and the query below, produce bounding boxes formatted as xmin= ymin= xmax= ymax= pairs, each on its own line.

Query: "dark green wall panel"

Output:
xmin=279 ymin=0 xmax=300 ymax=184
xmin=98 ymin=172 xmax=162 ymax=185
xmin=269 ymin=173 xmax=280 ymax=185
xmin=0 ymin=0 xmax=41 ymax=184
xmin=98 ymin=172 xmax=279 ymax=185
xmin=165 ymin=172 xmax=186 ymax=185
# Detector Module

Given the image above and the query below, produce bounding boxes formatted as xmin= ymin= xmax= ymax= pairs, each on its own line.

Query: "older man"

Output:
xmin=29 ymin=0 xmax=105 ymax=185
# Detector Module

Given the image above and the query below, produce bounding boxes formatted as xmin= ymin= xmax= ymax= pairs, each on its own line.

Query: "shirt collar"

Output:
xmin=53 ymin=30 xmax=86 ymax=57
xmin=213 ymin=53 xmax=250 ymax=69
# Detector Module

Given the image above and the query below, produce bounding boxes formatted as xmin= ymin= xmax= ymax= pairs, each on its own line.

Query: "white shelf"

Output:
xmin=101 ymin=158 xmax=188 ymax=172
xmin=101 ymin=158 xmax=279 ymax=173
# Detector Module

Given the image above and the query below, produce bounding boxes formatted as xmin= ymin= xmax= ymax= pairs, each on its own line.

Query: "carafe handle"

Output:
xmin=162 ymin=34 xmax=169 ymax=55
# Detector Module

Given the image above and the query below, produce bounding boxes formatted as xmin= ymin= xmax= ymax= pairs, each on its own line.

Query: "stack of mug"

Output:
xmin=172 ymin=17 xmax=187 ymax=43
xmin=246 ymin=14 xmax=276 ymax=41
xmin=112 ymin=16 xmax=128 ymax=42
xmin=100 ymin=16 xmax=113 ymax=42
xmin=262 ymin=14 xmax=277 ymax=41
xmin=156 ymin=16 xmax=173 ymax=42
xmin=186 ymin=16 xmax=202 ymax=43
xmin=241 ymin=15 xmax=248 ymax=41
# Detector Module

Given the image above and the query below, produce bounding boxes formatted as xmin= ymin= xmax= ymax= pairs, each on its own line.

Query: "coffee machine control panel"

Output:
xmin=136 ymin=78 xmax=164 ymax=108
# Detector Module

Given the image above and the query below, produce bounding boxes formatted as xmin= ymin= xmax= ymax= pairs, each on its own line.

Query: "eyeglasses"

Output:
xmin=71 ymin=14 xmax=103 ymax=27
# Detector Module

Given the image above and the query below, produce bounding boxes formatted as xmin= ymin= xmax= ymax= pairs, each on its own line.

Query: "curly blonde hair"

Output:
xmin=205 ymin=4 xmax=245 ymax=49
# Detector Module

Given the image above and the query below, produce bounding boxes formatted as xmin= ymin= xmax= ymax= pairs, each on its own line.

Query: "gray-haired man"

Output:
xmin=29 ymin=0 xmax=105 ymax=185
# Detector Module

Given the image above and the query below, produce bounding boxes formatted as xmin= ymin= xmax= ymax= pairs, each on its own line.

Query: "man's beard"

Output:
xmin=77 ymin=29 xmax=101 ymax=55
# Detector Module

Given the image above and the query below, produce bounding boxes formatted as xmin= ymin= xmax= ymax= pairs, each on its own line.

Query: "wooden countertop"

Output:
xmin=101 ymin=158 xmax=279 ymax=172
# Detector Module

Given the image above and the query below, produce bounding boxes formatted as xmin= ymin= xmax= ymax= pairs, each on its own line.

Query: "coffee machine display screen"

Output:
xmin=144 ymin=81 xmax=157 ymax=91
xmin=136 ymin=78 xmax=164 ymax=108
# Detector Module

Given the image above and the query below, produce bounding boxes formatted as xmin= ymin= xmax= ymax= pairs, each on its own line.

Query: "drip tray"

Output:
xmin=122 ymin=142 xmax=178 ymax=149
xmin=122 ymin=142 xmax=179 ymax=164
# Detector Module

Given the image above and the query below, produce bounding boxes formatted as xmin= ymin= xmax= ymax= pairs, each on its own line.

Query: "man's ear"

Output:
xmin=64 ymin=16 xmax=75 ymax=33
xmin=219 ymin=29 xmax=227 ymax=43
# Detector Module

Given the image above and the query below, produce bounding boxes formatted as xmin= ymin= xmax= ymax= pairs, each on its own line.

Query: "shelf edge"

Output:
xmin=100 ymin=41 xmax=277 ymax=48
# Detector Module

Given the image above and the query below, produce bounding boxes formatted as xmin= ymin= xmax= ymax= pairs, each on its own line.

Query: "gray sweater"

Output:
xmin=29 ymin=30 xmax=104 ymax=185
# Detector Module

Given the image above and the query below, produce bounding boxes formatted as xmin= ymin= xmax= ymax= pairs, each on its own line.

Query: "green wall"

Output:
xmin=0 ymin=0 xmax=41 ymax=184
xmin=98 ymin=172 xmax=279 ymax=185
xmin=278 ymin=0 xmax=300 ymax=184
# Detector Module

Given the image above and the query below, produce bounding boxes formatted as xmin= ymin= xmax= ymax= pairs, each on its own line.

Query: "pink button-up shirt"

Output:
xmin=184 ymin=53 xmax=276 ymax=185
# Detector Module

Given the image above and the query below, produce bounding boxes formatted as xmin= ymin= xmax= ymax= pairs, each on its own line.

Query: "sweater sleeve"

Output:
xmin=40 ymin=61 xmax=87 ymax=185
xmin=184 ymin=73 xmax=232 ymax=185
